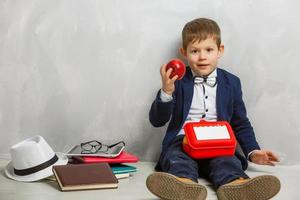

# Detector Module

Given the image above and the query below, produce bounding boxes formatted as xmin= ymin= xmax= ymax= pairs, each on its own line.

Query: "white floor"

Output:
xmin=0 ymin=159 xmax=299 ymax=200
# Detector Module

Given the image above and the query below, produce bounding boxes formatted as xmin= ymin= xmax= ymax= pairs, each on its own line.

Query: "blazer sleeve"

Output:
xmin=149 ymin=90 xmax=175 ymax=127
xmin=230 ymin=78 xmax=261 ymax=156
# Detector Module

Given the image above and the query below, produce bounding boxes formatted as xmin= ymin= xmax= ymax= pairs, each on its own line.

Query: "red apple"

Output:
xmin=166 ymin=59 xmax=186 ymax=80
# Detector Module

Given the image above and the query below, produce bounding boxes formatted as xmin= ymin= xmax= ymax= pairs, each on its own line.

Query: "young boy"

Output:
xmin=146 ymin=18 xmax=281 ymax=200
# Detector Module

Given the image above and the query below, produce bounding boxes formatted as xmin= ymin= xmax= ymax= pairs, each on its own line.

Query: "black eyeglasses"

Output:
xmin=80 ymin=140 xmax=125 ymax=154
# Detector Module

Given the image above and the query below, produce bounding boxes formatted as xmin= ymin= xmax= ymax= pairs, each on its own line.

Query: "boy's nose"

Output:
xmin=198 ymin=52 xmax=207 ymax=60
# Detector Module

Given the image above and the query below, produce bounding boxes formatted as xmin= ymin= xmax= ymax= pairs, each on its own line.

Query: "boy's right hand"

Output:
xmin=160 ymin=64 xmax=178 ymax=95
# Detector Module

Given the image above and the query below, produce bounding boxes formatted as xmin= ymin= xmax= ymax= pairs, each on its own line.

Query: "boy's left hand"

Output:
xmin=249 ymin=150 xmax=280 ymax=166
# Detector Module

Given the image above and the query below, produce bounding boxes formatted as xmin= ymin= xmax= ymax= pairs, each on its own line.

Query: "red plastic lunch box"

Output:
xmin=183 ymin=120 xmax=237 ymax=159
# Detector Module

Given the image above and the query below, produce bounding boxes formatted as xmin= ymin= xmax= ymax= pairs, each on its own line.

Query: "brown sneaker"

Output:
xmin=217 ymin=175 xmax=281 ymax=200
xmin=146 ymin=172 xmax=207 ymax=200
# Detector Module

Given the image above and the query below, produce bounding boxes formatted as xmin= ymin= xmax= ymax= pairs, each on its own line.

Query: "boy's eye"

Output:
xmin=206 ymin=48 xmax=214 ymax=52
xmin=191 ymin=50 xmax=198 ymax=54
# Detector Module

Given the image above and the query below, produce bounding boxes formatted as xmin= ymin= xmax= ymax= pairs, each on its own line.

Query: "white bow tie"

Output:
xmin=194 ymin=76 xmax=217 ymax=87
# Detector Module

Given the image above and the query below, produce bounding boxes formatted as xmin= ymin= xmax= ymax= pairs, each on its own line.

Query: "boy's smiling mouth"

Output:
xmin=197 ymin=64 xmax=209 ymax=68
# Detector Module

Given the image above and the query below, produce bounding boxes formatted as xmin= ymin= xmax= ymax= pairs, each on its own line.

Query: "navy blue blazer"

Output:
xmin=149 ymin=67 xmax=260 ymax=160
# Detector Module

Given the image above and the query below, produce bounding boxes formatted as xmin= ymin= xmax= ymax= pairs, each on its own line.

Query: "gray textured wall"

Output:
xmin=1 ymin=0 xmax=299 ymax=164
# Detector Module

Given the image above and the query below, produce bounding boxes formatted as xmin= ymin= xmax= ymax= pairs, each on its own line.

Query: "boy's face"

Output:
xmin=180 ymin=37 xmax=224 ymax=77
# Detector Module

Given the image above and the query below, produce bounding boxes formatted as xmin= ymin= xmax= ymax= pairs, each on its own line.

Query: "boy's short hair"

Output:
xmin=182 ymin=18 xmax=221 ymax=50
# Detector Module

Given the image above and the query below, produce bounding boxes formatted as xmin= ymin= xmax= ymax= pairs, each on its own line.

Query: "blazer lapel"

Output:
xmin=216 ymin=69 xmax=231 ymax=121
xmin=182 ymin=68 xmax=194 ymax=122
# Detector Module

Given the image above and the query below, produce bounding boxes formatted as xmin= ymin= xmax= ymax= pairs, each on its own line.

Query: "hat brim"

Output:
xmin=5 ymin=152 xmax=68 ymax=182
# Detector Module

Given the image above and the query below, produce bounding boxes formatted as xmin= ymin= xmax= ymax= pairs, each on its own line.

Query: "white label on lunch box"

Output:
xmin=194 ymin=126 xmax=230 ymax=140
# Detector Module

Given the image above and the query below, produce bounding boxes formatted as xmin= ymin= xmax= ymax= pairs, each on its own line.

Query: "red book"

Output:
xmin=73 ymin=151 xmax=139 ymax=164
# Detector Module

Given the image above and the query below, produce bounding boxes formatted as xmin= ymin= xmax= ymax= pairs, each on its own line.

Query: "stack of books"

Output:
xmin=51 ymin=142 xmax=139 ymax=191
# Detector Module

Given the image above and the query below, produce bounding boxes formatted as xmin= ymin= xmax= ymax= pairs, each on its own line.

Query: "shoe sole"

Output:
xmin=217 ymin=175 xmax=281 ymax=200
xmin=146 ymin=172 xmax=207 ymax=200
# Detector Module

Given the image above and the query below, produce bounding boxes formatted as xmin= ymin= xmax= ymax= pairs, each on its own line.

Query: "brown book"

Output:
xmin=52 ymin=163 xmax=118 ymax=191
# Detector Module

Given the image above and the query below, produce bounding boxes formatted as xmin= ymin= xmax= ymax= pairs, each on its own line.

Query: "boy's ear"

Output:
xmin=218 ymin=44 xmax=224 ymax=58
xmin=179 ymin=47 xmax=187 ymax=57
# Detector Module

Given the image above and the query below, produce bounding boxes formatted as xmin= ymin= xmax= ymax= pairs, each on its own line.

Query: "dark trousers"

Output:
xmin=158 ymin=136 xmax=249 ymax=188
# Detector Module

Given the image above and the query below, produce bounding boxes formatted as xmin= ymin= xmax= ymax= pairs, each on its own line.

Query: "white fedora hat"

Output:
xmin=5 ymin=135 xmax=68 ymax=182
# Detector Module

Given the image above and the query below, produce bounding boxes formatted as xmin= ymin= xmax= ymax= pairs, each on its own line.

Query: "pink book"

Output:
xmin=73 ymin=151 xmax=139 ymax=164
